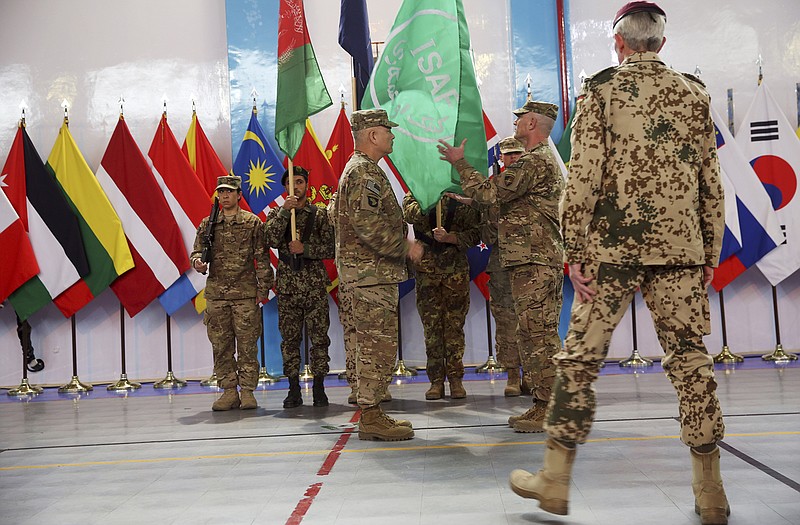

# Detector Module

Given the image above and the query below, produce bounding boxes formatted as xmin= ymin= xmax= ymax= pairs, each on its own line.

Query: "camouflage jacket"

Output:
xmin=402 ymin=192 xmax=480 ymax=274
xmin=563 ymin=51 xmax=723 ymax=266
xmin=455 ymin=141 xmax=564 ymax=269
xmin=478 ymin=203 xmax=502 ymax=273
xmin=264 ymin=203 xmax=335 ymax=295
xmin=190 ymin=208 xmax=273 ymax=300
xmin=333 ymin=151 xmax=409 ymax=286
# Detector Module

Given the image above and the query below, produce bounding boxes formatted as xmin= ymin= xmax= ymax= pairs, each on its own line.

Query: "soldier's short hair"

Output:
xmin=281 ymin=166 xmax=309 ymax=186
xmin=614 ymin=9 xmax=665 ymax=52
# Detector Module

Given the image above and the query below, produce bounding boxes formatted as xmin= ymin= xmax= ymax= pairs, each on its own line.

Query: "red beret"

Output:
xmin=613 ymin=1 xmax=666 ymax=28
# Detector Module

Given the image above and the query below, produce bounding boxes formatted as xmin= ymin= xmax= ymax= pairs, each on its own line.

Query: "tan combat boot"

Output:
xmin=358 ymin=406 xmax=414 ymax=441
xmin=691 ymin=446 xmax=730 ymax=525
xmin=425 ymin=381 xmax=444 ymax=400
xmin=381 ymin=386 xmax=393 ymax=402
xmin=509 ymin=438 xmax=576 ymax=515
xmin=347 ymin=385 xmax=358 ymax=405
xmin=505 ymin=368 xmax=521 ymax=397
xmin=212 ymin=388 xmax=240 ymax=411
xmin=239 ymin=389 xmax=258 ymax=410
xmin=511 ymin=400 xmax=547 ymax=432
xmin=449 ymin=378 xmax=467 ymax=399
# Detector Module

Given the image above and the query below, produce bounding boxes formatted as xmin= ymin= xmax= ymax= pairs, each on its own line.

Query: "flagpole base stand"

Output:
xmin=258 ymin=367 xmax=280 ymax=385
xmin=337 ymin=371 xmax=348 ymax=380
xmin=200 ymin=373 xmax=219 ymax=388
xmin=761 ymin=344 xmax=798 ymax=362
xmin=299 ymin=365 xmax=314 ymax=382
xmin=8 ymin=378 xmax=43 ymax=396
xmin=475 ymin=355 xmax=505 ymax=374
xmin=714 ymin=345 xmax=744 ymax=364
xmin=153 ymin=371 xmax=187 ymax=389
xmin=107 ymin=374 xmax=141 ymax=391
xmin=392 ymin=360 xmax=418 ymax=377
xmin=58 ymin=375 xmax=94 ymax=393
xmin=619 ymin=350 xmax=654 ymax=368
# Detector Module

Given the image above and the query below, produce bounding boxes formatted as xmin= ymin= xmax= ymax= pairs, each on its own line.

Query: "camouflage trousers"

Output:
xmin=509 ymin=263 xmax=563 ymax=402
xmin=487 ymin=267 xmax=522 ymax=369
xmin=338 ymin=281 xmax=357 ymax=389
xmin=205 ymin=298 xmax=261 ymax=390
xmin=277 ymin=291 xmax=331 ymax=377
xmin=352 ymin=283 xmax=398 ymax=408
xmin=547 ymin=263 xmax=725 ymax=447
xmin=416 ymin=270 xmax=470 ymax=382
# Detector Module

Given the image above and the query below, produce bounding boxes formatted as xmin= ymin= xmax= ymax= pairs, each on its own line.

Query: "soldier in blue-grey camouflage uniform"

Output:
xmin=332 ymin=108 xmax=423 ymax=441
xmin=191 ymin=175 xmax=273 ymax=412
xmin=507 ymin=4 xmax=729 ymax=524
xmin=266 ymin=166 xmax=335 ymax=409
xmin=403 ymin=191 xmax=480 ymax=401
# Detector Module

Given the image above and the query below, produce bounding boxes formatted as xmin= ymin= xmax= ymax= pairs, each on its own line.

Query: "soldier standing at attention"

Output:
xmin=439 ymin=102 xmax=565 ymax=433
xmin=266 ymin=166 xmax=335 ymax=408
xmin=402 ymin=191 xmax=480 ymax=400
xmin=332 ymin=108 xmax=423 ymax=441
xmin=191 ymin=175 xmax=273 ymax=411
xmin=507 ymin=3 xmax=729 ymax=524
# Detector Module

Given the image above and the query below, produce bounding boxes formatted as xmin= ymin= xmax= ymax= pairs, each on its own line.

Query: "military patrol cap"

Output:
xmin=498 ymin=136 xmax=525 ymax=154
xmin=281 ymin=166 xmax=309 ymax=186
xmin=512 ymin=100 xmax=559 ymax=120
xmin=613 ymin=1 xmax=666 ymax=28
xmin=350 ymin=109 xmax=399 ymax=132
xmin=216 ymin=175 xmax=242 ymax=191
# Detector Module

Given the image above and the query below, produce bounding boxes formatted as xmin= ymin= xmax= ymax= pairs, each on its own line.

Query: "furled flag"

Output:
xmin=338 ymin=0 xmax=374 ymax=109
xmin=363 ymin=0 xmax=486 ymax=212
xmin=97 ymin=117 xmax=189 ymax=316
xmin=149 ymin=114 xmax=211 ymax=315
xmin=233 ymin=108 xmax=285 ymax=217
xmin=48 ymin=121 xmax=134 ymax=318
xmin=2 ymin=125 xmax=87 ymax=320
xmin=556 ymin=104 xmax=576 ymax=165
xmin=0 ymin=187 xmax=39 ymax=303
xmin=735 ymin=81 xmax=800 ymax=285
xmin=275 ymin=0 xmax=333 ymax=158
xmin=325 ymin=104 xmax=355 ymax=178
xmin=710 ymin=106 xmax=783 ymax=290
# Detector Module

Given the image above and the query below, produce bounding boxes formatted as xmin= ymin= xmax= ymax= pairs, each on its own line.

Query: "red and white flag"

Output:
xmin=0 ymin=188 xmax=39 ymax=303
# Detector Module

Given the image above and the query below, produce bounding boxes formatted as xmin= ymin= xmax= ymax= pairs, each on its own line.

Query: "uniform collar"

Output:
xmin=219 ymin=207 xmax=246 ymax=223
xmin=622 ymin=51 xmax=664 ymax=66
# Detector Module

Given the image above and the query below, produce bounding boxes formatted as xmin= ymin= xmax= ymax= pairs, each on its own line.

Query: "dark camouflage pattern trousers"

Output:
xmin=510 ymin=263 xmax=563 ymax=402
xmin=416 ymin=270 xmax=470 ymax=382
xmin=547 ymin=262 xmax=725 ymax=447
xmin=338 ymin=280 xmax=357 ymax=389
xmin=352 ymin=283 xmax=398 ymax=407
xmin=487 ymin=267 xmax=522 ymax=369
xmin=205 ymin=298 xmax=261 ymax=390
xmin=277 ymin=291 xmax=331 ymax=377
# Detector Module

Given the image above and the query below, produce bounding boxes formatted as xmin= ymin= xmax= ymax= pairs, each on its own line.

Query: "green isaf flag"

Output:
xmin=275 ymin=0 xmax=332 ymax=158
xmin=362 ymin=0 xmax=486 ymax=212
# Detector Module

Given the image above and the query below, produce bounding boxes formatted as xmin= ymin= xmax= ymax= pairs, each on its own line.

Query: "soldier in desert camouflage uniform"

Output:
xmin=508 ymin=4 xmax=729 ymax=524
xmin=439 ymin=102 xmax=565 ymax=433
xmin=266 ymin=166 xmax=335 ymax=408
xmin=403 ymin=191 xmax=480 ymax=400
xmin=191 ymin=175 xmax=273 ymax=411
xmin=332 ymin=109 xmax=423 ymax=441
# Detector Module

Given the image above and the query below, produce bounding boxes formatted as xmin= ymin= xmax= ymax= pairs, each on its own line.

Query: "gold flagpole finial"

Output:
xmin=61 ymin=99 xmax=70 ymax=126
xmin=118 ymin=96 xmax=125 ymax=119
xmin=756 ymin=55 xmax=763 ymax=86
xmin=525 ymin=74 xmax=533 ymax=101
xmin=19 ymin=100 xmax=28 ymax=128
xmin=161 ymin=94 xmax=169 ymax=118
xmin=250 ymin=87 xmax=259 ymax=114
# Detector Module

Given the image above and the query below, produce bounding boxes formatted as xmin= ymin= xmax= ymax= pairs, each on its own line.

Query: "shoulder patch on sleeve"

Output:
xmin=365 ymin=179 xmax=381 ymax=196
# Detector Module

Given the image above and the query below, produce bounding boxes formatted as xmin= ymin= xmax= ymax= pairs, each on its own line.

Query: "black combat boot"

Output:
xmin=283 ymin=376 xmax=303 ymax=408
xmin=312 ymin=375 xmax=329 ymax=407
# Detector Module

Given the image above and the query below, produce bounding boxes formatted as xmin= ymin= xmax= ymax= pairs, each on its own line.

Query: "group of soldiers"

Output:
xmin=192 ymin=1 xmax=730 ymax=522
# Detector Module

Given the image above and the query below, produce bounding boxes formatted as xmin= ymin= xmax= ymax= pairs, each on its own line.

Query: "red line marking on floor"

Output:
xmin=286 ymin=482 xmax=323 ymax=525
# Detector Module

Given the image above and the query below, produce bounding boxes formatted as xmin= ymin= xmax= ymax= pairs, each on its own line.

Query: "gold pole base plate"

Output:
xmin=475 ymin=355 xmax=506 ymax=373
xmin=107 ymin=374 xmax=141 ymax=391
xmin=153 ymin=371 xmax=187 ymax=389
xmin=392 ymin=359 xmax=418 ymax=377
xmin=257 ymin=367 xmax=280 ymax=384
xmin=299 ymin=364 xmax=314 ymax=382
xmin=713 ymin=345 xmax=744 ymax=364
xmin=8 ymin=378 xmax=44 ymax=396
xmin=619 ymin=350 xmax=654 ymax=368
xmin=762 ymin=344 xmax=798 ymax=362
xmin=58 ymin=375 xmax=94 ymax=393
xmin=200 ymin=373 xmax=219 ymax=387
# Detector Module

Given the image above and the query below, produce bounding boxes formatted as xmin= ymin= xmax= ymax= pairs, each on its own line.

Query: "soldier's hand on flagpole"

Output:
xmin=432 ymin=227 xmax=456 ymax=244
xmin=703 ymin=265 xmax=714 ymax=287
xmin=192 ymin=258 xmax=208 ymax=274
xmin=283 ymin=195 xmax=300 ymax=210
xmin=444 ymin=192 xmax=472 ymax=206
xmin=569 ymin=262 xmax=596 ymax=303
xmin=406 ymin=239 xmax=424 ymax=263
xmin=289 ymin=240 xmax=304 ymax=255
xmin=437 ymin=138 xmax=467 ymax=164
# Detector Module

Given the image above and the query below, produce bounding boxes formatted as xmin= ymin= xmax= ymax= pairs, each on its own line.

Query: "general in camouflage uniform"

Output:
xmin=508 ymin=4 xmax=730 ymax=524
xmin=402 ymin=191 xmax=480 ymax=400
xmin=265 ymin=166 xmax=335 ymax=408
xmin=439 ymin=101 xmax=565 ymax=433
xmin=191 ymin=175 xmax=273 ymax=412
xmin=332 ymin=109 xmax=423 ymax=441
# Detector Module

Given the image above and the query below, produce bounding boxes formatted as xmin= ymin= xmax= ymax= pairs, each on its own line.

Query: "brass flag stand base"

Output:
xmin=200 ymin=373 xmax=219 ymax=387
xmin=475 ymin=355 xmax=505 ymax=373
xmin=762 ymin=344 xmax=798 ymax=362
xmin=154 ymin=371 xmax=187 ymax=389
xmin=714 ymin=345 xmax=744 ymax=364
xmin=58 ymin=375 xmax=94 ymax=393
xmin=299 ymin=364 xmax=314 ymax=382
xmin=8 ymin=378 xmax=43 ymax=396
xmin=619 ymin=349 xmax=654 ymax=368
xmin=392 ymin=359 xmax=418 ymax=377
xmin=107 ymin=373 xmax=141 ymax=391
xmin=258 ymin=367 xmax=280 ymax=385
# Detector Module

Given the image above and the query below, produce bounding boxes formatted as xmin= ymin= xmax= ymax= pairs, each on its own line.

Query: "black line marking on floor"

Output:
xmin=718 ymin=440 xmax=800 ymax=493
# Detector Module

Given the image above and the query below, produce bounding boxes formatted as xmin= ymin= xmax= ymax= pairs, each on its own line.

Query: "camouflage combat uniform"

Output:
xmin=551 ymin=51 xmax=725 ymax=447
xmin=454 ymin=142 xmax=565 ymax=404
xmin=191 ymin=208 xmax=273 ymax=391
xmin=265 ymin=202 xmax=335 ymax=377
xmin=402 ymin=192 xmax=480 ymax=384
xmin=333 ymin=150 xmax=409 ymax=408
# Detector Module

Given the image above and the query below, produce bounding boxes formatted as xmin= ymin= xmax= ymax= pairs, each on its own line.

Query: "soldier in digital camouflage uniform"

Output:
xmin=266 ymin=166 xmax=335 ymax=408
xmin=402 ymin=191 xmax=480 ymax=400
xmin=439 ymin=101 xmax=565 ymax=433
xmin=508 ymin=4 xmax=729 ymax=524
xmin=191 ymin=175 xmax=273 ymax=411
xmin=332 ymin=108 xmax=423 ymax=441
